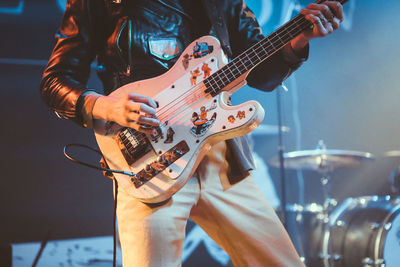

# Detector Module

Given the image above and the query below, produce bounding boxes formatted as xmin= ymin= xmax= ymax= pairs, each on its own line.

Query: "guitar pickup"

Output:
xmin=115 ymin=128 xmax=152 ymax=165
xmin=130 ymin=141 xmax=190 ymax=188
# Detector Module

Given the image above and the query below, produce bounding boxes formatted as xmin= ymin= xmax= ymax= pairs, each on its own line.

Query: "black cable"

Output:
xmin=63 ymin=143 xmax=125 ymax=267
xmin=113 ymin=179 xmax=118 ymax=267
xmin=63 ymin=143 xmax=134 ymax=176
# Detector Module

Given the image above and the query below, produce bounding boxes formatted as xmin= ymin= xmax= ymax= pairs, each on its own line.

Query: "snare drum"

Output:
xmin=321 ymin=195 xmax=400 ymax=267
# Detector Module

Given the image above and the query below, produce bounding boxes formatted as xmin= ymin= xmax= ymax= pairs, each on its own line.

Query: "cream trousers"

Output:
xmin=116 ymin=141 xmax=304 ymax=267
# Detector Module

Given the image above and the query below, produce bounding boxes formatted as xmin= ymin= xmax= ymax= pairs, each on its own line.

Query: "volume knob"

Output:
xmin=173 ymin=149 xmax=183 ymax=156
xmin=157 ymin=155 xmax=168 ymax=165
xmin=144 ymin=164 xmax=153 ymax=173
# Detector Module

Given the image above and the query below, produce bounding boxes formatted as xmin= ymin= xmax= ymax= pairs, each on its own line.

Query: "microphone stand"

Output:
xmin=277 ymin=85 xmax=287 ymax=229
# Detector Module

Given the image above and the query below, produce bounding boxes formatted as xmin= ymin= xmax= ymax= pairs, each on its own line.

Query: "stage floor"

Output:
xmin=12 ymin=236 xmax=122 ymax=267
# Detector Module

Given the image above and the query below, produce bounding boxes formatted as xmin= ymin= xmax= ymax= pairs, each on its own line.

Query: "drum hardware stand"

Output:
xmin=318 ymin=174 xmax=340 ymax=266
xmin=320 ymin=174 xmax=338 ymax=219
xmin=276 ymin=85 xmax=288 ymax=229
xmin=313 ymin=141 xmax=341 ymax=266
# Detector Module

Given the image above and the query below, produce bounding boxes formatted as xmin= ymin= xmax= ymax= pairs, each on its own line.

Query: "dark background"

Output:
xmin=1 ymin=0 xmax=399 ymax=263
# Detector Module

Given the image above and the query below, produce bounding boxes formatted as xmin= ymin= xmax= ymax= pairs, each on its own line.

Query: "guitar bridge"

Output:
xmin=115 ymin=128 xmax=152 ymax=165
xmin=130 ymin=141 xmax=190 ymax=188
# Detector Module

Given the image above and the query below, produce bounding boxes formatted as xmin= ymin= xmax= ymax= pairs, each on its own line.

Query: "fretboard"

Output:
xmin=204 ymin=0 xmax=348 ymax=96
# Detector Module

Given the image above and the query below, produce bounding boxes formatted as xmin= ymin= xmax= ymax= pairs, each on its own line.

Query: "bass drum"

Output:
xmin=321 ymin=195 xmax=400 ymax=267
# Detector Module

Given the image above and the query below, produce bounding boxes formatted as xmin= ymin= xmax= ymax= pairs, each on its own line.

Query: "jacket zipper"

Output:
xmin=115 ymin=18 xmax=133 ymax=76
xmin=126 ymin=18 xmax=133 ymax=75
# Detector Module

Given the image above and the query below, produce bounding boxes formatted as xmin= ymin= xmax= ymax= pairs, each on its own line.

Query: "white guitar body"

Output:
xmin=94 ymin=36 xmax=264 ymax=203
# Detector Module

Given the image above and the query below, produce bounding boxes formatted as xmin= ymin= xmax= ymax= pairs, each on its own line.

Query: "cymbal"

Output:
xmin=384 ymin=151 xmax=400 ymax=158
xmin=269 ymin=149 xmax=375 ymax=172
xmin=251 ymin=124 xmax=290 ymax=136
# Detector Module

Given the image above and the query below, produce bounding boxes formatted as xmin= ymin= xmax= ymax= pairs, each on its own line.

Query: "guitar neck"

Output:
xmin=204 ymin=0 xmax=348 ymax=96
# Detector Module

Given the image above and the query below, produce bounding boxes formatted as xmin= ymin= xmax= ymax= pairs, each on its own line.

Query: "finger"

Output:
xmin=301 ymin=8 xmax=327 ymax=25
xmin=331 ymin=17 xmax=341 ymax=31
xmin=307 ymin=3 xmax=334 ymax=23
xmin=325 ymin=1 xmax=344 ymax=22
xmin=140 ymin=117 xmax=161 ymax=126
xmin=126 ymin=101 xmax=157 ymax=116
xmin=324 ymin=20 xmax=334 ymax=34
xmin=128 ymin=93 xmax=158 ymax=109
xmin=127 ymin=122 xmax=156 ymax=134
xmin=304 ymin=14 xmax=328 ymax=36
xmin=127 ymin=112 xmax=160 ymax=126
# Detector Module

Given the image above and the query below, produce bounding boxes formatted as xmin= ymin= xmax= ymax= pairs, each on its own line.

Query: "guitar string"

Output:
xmin=154 ymin=14 xmax=309 ymax=122
xmin=154 ymin=15 xmax=311 ymax=122
xmin=129 ymin=16 xmax=314 ymax=143
xmin=155 ymin=19 xmax=306 ymax=120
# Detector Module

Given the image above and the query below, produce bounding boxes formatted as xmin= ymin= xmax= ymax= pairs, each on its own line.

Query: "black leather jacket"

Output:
xmin=40 ymin=0 xmax=307 ymax=183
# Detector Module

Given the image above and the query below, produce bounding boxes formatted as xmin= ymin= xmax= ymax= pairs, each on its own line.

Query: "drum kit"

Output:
xmin=267 ymin=140 xmax=400 ymax=267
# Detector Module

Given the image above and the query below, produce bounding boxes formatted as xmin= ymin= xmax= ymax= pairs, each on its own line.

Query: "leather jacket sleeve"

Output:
xmin=40 ymin=0 xmax=105 ymax=126
xmin=228 ymin=0 xmax=308 ymax=92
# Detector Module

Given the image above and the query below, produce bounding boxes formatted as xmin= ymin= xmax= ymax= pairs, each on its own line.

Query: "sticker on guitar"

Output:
xmin=190 ymin=103 xmax=217 ymax=136
xmin=189 ymin=63 xmax=213 ymax=86
xmin=190 ymin=68 xmax=202 ymax=86
xmin=192 ymin=42 xmax=213 ymax=58
xmin=236 ymin=110 xmax=246 ymax=119
xmin=182 ymin=42 xmax=214 ymax=69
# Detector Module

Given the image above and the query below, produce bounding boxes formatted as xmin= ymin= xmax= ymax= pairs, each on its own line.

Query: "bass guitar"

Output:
xmin=94 ymin=0 xmax=347 ymax=203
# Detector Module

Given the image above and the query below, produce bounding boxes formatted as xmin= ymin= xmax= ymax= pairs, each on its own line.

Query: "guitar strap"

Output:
xmin=201 ymin=0 xmax=233 ymax=59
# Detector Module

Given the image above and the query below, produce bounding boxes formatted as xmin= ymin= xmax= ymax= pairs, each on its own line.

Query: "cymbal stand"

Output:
xmin=276 ymin=86 xmax=288 ymax=229
xmin=319 ymin=171 xmax=337 ymax=217
xmin=316 ymin=161 xmax=338 ymax=265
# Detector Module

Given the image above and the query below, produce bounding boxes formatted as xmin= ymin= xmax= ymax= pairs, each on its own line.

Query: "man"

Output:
xmin=40 ymin=0 xmax=343 ymax=266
